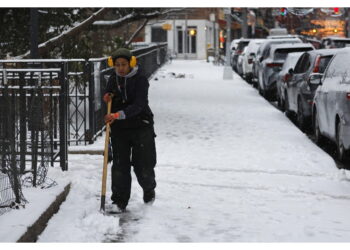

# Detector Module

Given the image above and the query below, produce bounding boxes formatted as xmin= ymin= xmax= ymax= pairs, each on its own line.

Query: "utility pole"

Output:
xmin=242 ymin=8 xmax=248 ymax=38
xmin=347 ymin=8 xmax=350 ymax=37
xmin=223 ymin=8 xmax=233 ymax=80
xmin=30 ymin=8 xmax=39 ymax=59
xmin=184 ymin=13 xmax=188 ymax=60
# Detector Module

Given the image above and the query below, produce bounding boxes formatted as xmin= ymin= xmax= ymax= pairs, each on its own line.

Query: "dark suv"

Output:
xmin=284 ymin=49 xmax=337 ymax=131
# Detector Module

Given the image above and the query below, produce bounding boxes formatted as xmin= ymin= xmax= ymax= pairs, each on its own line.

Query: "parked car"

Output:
xmin=320 ymin=37 xmax=350 ymax=49
xmin=276 ymin=52 xmax=304 ymax=111
xmin=312 ymin=47 xmax=350 ymax=162
xmin=257 ymin=43 xmax=314 ymax=101
xmin=241 ymin=39 xmax=265 ymax=83
xmin=236 ymin=46 xmax=248 ymax=77
xmin=231 ymin=39 xmax=251 ymax=72
xmin=230 ymin=39 xmax=240 ymax=52
xmin=252 ymin=37 xmax=302 ymax=86
xmin=283 ymin=49 xmax=336 ymax=131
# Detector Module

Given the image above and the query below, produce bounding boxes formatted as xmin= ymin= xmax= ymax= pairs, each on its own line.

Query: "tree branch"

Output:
xmin=17 ymin=8 xmax=109 ymax=58
xmin=93 ymin=8 xmax=185 ymax=28
xmin=125 ymin=19 xmax=149 ymax=47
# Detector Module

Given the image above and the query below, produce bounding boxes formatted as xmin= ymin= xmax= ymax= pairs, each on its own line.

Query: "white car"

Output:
xmin=230 ymin=39 xmax=241 ymax=66
xmin=312 ymin=47 xmax=350 ymax=161
xmin=241 ymin=39 xmax=265 ymax=83
xmin=258 ymin=43 xmax=314 ymax=101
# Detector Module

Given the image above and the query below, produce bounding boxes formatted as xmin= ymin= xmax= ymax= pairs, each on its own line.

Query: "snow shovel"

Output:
xmin=100 ymin=99 xmax=112 ymax=212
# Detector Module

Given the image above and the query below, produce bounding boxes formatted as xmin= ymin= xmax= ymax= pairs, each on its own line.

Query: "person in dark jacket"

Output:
xmin=103 ymin=48 xmax=157 ymax=211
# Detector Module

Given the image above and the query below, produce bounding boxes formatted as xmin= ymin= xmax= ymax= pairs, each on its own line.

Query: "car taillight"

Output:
xmin=248 ymin=58 xmax=253 ymax=64
xmin=347 ymin=93 xmax=350 ymax=100
xmin=283 ymin=74 xmax=291 ymax=82
xmin=236 ymin=50 xmax=243 ymax=55
xmin=266 ymin=63 xmax=283 ymax=68
xmin=313 ymin=56 xmax=321 ymax=73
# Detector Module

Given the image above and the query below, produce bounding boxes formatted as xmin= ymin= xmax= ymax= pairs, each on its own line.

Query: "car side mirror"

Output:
xmin=288 ymin=68 xmax=294 ymax=75
xmin=308 ymin=73 xmax=323 ymax=86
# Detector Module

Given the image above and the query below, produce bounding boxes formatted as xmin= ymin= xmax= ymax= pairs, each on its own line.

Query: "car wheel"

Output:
xmin=314 ymin=109 xmax=325 ymax=146
xmin=280 ymin=95 xmax=285 ymax=112
xmin=284 ymin=92 xmax=292 ymax=119
xmin=246 ymin=75 xmax=252 ymax=84
xmin=258 ymin=80 xmax=263 ymax=96
xmin=277 ymin=94 xmax=282 ymax=108
xmin=297 ymin=99 xmax=306 ymax=132
xmin=336 ymin=121 xmax=348 ymax=162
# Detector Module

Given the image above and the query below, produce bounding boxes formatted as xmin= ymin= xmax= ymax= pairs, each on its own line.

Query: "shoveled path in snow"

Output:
xmin=39 ymin=60 xmax=350 ymax=242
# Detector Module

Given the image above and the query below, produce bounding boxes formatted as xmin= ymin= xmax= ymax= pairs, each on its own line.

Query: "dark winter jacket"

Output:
xmin=105 ymin=66 xmax=154 ymax=130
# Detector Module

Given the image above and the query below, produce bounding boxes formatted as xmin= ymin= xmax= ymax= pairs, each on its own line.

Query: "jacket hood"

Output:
xmin=116 ymin=65 xmax=139 ymax=78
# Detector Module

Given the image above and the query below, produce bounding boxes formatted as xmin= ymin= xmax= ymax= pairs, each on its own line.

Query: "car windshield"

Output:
xmin=274 ymin=48 xmax=313 ymax=60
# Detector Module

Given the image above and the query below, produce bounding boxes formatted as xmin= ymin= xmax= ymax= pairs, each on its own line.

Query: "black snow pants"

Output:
xmin=110 ymin=125 xmax=157 ymax=206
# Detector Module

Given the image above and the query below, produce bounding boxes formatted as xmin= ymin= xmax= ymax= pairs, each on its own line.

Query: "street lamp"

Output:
xmin=223 ymin=8 xmax=233 ymax=80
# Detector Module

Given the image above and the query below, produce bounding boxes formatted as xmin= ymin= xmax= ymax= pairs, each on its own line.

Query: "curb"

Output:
xmin=17 ymin=183 xmax=71 ymax=242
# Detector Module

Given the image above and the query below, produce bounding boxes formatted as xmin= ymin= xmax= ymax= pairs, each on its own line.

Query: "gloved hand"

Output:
xmin=104 ymin=112 xmax=119 ymax=124
xmin=103 ymin=93 xmax=114 ymax=103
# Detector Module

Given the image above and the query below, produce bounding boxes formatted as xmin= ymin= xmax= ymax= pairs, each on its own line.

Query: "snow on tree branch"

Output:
xmin=92 ymin=13 xmax=135 ymax=26
xmin=125 ymin=19 xmax=149 ymax=47
xmin=92 ymin=8 xmax=185 ymax=27
xmin=17 ymin=8 xmax=109 ymax=59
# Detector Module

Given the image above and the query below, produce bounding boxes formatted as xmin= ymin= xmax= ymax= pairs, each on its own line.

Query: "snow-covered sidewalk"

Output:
xmin=37 ymin=60 xmax=350 ymax=242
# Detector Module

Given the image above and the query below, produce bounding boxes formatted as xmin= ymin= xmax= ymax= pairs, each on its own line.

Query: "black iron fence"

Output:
xmin=0 ymin=43 xmax=168 ymax=214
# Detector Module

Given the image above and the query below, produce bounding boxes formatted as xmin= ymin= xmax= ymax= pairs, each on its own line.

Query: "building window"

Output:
xmin=151 ymin=27 xmax=167 ymax=42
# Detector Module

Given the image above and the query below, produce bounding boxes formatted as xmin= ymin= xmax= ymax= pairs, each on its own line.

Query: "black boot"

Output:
xmin=143 ymin=189 xmax=155 ymax=203
xmin=112 ymin=199 xmax=128 ymax=211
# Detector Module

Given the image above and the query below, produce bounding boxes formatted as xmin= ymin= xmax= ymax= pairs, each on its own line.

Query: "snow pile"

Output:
xmin=152 ymin=68 xmax=194 ymax=80
xmin=0 ymin=167 xmax=69 ymax=242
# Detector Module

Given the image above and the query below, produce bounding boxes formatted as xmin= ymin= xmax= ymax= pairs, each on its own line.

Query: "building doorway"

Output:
xmin=176 ymin=26 xmax=197 ymax=58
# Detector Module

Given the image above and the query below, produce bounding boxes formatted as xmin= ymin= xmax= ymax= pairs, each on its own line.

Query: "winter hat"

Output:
xmin=112 ymin=48 xmax=132 ymax=62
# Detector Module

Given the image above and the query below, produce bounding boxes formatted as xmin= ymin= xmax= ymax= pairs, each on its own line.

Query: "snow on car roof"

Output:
xmin=307 ymin=48 xmax=341 ymax=56
xmin=322 ymin=36 xmax=350 ymax=41
xmin=270 ymin=43 xmax=314 ymax=51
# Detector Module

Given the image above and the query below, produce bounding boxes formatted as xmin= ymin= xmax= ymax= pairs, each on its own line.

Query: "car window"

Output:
xmin=294 ymin=53 xmax=310 ymax=74
xmin=237 ymin=41 xmax=250 ymax=51
xmin=318 ymin=56 xmax=333 ymax=73
xmin=324 ymin=53 xmax=350 ymax=84
xmin=273 ymin=48 xmax=312 ymax=61
xmin=332 ymin=40 xmax=350 ymax=48
xmin=263 ymin=47 xmax=270 ymax=59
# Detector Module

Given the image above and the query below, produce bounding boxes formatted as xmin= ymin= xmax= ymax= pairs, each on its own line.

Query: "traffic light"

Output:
xmin=334 ymin=8 xmax=339 ymax=14
xmin=280 ymin=8 xmax=287 ymax=16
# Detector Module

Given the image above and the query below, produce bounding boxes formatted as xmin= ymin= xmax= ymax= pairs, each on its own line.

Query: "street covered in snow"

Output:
xmin=27 ymin=59 xmax=350 ymax=242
